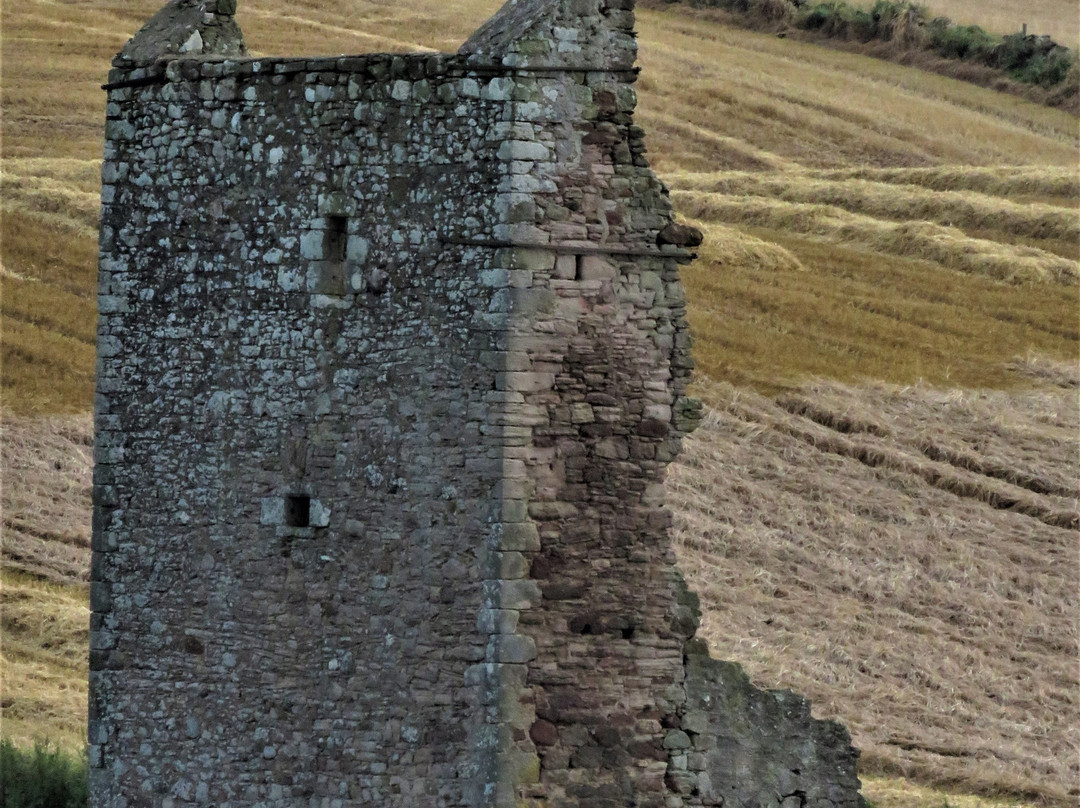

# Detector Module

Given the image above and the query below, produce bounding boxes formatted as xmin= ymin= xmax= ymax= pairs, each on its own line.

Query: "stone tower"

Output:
xmin=91 ymin=1 xmax=865 ymax=806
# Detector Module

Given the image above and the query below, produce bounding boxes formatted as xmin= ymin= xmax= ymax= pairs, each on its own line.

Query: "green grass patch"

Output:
xmin=0 ymin=738 xmax=88 ymax=808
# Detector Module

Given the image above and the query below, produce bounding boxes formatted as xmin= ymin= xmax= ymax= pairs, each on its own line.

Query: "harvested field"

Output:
xmin=2 ymin=375 xmax=1076 ymax=804
xmin=1 ymin=2 xmax=1078 ymax=806
xmin=1 ymin=413 xmax=93 ymax=585
xmin=672 ymin=377 xmax=1079 ymax=804
xmin=3 ymin=0 xmax=1078 ymax=411
xmin=806 ymin=166 xmax=1080 ymax=201
xmin=0 ymin=571 xmax=89 ymax=754
xmin=675 ymin=191 xmax=1077 ymax=284
xmin=670 ymin=172 xmax=1079 ymax=244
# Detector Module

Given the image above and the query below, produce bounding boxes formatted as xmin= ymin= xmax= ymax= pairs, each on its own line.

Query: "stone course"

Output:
xmin=92 ymin=1 xmax=866 ymax=806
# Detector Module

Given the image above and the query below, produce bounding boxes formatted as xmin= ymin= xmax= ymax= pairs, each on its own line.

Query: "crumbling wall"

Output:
xmin=450 ymin=2 xmax=861 ymax=806
xmin=93 ymin=1 xmax=866 ymax=807
xmin=683 ymin=648 xmax=865 ymax=808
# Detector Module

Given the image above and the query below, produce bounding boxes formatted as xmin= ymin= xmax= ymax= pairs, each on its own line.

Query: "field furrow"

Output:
xmin=676 ymin=192 xmax=1079 ymax=283
xmin=672 ymin=380 xmax=1079 ymax=803
xmin=670 ymin=172 xmax=1079 ymax=242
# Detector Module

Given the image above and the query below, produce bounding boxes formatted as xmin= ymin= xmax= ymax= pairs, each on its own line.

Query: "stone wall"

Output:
xmin=94 ymin=49 xmax=530 ymax=806
xmin=92 ymin=1 xmax=865 ymax=806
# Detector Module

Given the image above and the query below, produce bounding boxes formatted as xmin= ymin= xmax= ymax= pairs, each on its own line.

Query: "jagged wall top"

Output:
xmin=115 ymin=0 xmax=636 ymax=74
xmin=461 ymin=0 xmax=637 ymax=70
xmin=113 ymin=0 xmax=245 ymax=69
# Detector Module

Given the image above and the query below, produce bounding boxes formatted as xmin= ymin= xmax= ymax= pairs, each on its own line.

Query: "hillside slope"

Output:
xmin=4 ymin=373 xmax=1077 ymax=802
xmin=1 ymin=0 xmax=1077 ymax=805
xmin=3 ymin=0 xmax=1078 ymax=412
xmin=4 ymin=0 xmax=1077 ymax=412
xmin=673 ymin=372 xmax=1079 ymax=803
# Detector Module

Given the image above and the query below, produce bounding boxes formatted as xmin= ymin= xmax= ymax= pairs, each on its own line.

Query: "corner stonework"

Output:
xmin=92 ymin=1 xmax=866 ymax=806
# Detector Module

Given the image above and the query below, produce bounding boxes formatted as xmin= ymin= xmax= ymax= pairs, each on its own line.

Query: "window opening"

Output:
xmin=325 ymin=215 xmax=347 ymax=266
xmin=285 ymin=495 xmax=311 ymax=528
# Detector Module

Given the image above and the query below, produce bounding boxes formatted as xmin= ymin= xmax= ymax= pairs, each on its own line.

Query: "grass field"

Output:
xmin=1 ymin=0 xmax=1077 ymax=805
xmin=922 ymin=0 xmax=1079 ymax=45
xmin=672 ymin=374 xmax=1078 ymax=803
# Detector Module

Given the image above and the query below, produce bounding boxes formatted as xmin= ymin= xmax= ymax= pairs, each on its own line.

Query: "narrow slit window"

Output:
xmin=285 ymin=495 xmax=311 ymax=528
xmin=325 ymin=215 xmax=347 ymax=266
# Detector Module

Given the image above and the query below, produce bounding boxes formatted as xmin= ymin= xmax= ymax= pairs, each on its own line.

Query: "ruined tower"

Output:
xmin=92 ymin=1 xmax=865 ymax=805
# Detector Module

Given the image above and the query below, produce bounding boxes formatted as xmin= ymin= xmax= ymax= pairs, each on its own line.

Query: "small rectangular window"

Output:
xmin=285 ymin=495 xmax=311 ymax=528
xmin=325 ymin=215 xmax=347 ymax=265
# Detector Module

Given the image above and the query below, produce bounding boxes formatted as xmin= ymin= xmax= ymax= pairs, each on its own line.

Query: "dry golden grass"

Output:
xmin=681 ymin=229 xmax=1078 ymax=391
xmin=1 ymin=413 xmax=93 ymax=584
xmin=0 ymin=570 xmax=89 ymax=753
xmin=808 ymin=166 xmax=1080 ymax=201
xmin=862 ymin=777 xmax=1047 ymax=808
xmin=2 ymin=3 xmax=1079 ymax=806
xmin=635 ymin=9 xmax=1079 ymax=172
xmin=1 ymin=208 xmax=98 ymax=414
xmin=677 ymin=193 xmax=1077 ymax=284
xmin=0 ymin=414 xmax=93 ymax=751
xmin=2 ymin=0 xmax=1077 ymax=406
xmin=672 ymin=376 xmax=1079 ymax=804
xmin=671 ymin=172 xmax=1079 ymax=243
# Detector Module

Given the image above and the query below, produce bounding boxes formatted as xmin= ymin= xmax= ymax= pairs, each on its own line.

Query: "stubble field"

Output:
xmin=1 ymin=0 xmax=1077 ymax=805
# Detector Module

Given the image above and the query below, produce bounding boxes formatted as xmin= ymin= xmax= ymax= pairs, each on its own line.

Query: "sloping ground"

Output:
xmin=1 ymin=1 xmax=1078 ymax=805
xmin=0 ymin=571 xmax=89 ymax=754
xmin=3 ymin=368 xmax=1077 ymax=802
xmin=2 ymin=0 xmax=1078 ymax=410
xmin=0 ymin=415 xmax=93 ymax=750
xmin=671 ymin=374 xmax=1079 ymax=804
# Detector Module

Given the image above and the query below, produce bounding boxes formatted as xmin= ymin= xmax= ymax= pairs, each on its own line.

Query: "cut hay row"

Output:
xmin=682 ymin=230 xmax=1079 ymax=393
xmin=674 ymin=190 xmax=1079 ymax=284
xmin=2 ymin=278 xmax=97 ymax=345
xmin=0 ymin=526 xmax=90 ymax=588
xmin=1 ymin=158 xmax=102 ymax=191
xmin=808 ymin=164 xmax=1080 ymax=199
xmin=636 ymin=108 xmax=803 ymax=172
xmin=0 ymin=413 xmax=93 ymax=555
xmin=241 ymin=7 xmax=438 ymax=55
xmin=1007 ymin=354 xmax=1080 ymax=387
xmin=2 ymin=209 xmax=99 ymax=298
xmin=668 ymin=172 xmax=1080 ymax=241
xmin=0 ymin=202 xmax=98 ymax=243
xmin=724 ymin=387 xmax=1079 ymax=529
xmin=776 ymin=391 xmax=1078 ymax=498
xmin=0 ymin=414 xmax=91 ymax=584
xmin=670 ymin=380 xmax=1079 ymax=803
xmin=679 ymin=220 xmax=806 ymax=273
xmin=783 ymin=376 xmax=1080 ymax=490
xmin=0 ymin=173 xmax=101 ymax=234
xmin=0 ymin=314 xmax=96 ymax=414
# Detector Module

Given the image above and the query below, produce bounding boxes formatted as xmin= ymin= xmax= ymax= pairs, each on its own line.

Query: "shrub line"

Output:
xmin=652 ymin=0 xmax=1079 ymax=110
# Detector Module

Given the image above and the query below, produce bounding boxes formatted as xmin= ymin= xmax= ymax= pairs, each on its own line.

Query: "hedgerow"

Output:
xmin=669 ymin=0 xmax=1078 ymax=92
